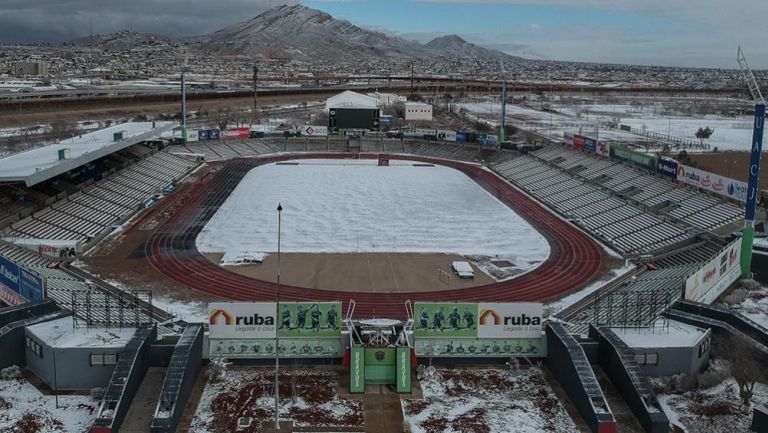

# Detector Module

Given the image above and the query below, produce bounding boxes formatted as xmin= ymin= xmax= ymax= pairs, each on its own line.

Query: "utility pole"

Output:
xmin=410 ymin=62 xmax=415 ymax=97
xmin=274 ymin=203 xmax=283 ymax=430
xmin=252 ymin=65 xmax=259 ymax=124
xmin=180 ymin=53 xmax=190 ymax=143
xmin=499 ymin=80 xmax=507 ymax=143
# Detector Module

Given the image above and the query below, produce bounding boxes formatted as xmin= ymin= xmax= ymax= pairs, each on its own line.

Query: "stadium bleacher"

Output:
xmin=491 ymin=144 xmax=743 ymax=255
xmin=563 ymin=242 xmax=722 ymax=334
xmin=528 ymin=145 xmax=743 ymax=230
xmin=0 ymin=240 xmax=162 ymax=328
xmin=3 ymin=148 xmax=198 ymax=244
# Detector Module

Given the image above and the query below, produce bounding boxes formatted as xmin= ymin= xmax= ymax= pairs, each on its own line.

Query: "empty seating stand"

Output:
xmin=491 ymin=153 xmax=691 ymax=255
xmin=2 ymin=150 xmax=198 ymax=247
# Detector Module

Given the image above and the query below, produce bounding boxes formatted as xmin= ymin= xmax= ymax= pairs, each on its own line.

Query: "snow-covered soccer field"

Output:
xmin=196 ymin=159 xmax=550 ymax=270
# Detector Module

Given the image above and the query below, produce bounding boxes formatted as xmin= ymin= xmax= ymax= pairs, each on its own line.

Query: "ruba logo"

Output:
xmin=209 ymin=309 xmax=233 ymax=325
xmin=479 ymin=309 xmax=541 ymax=326
xmin=209 ymin=309 xmax=274 ymax=326
xmin=479 ymin=309 xmax=502 ymax=325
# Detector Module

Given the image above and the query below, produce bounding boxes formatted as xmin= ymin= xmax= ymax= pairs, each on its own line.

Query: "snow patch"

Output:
xmin=196 ymin=159 xmax=550 ymax=274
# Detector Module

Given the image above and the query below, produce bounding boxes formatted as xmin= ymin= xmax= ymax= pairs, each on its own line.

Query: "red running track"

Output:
xmin=146 ymin=153 xmax=604 ymax=319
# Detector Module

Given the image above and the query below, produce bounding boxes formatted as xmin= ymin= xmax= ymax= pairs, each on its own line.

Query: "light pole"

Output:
xmin=274 ymin=202 xmax=282 ymax=431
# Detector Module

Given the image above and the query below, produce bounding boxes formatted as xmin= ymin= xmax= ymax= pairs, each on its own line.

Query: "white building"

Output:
xmin=367 ymin=92 xmax=406 ymax=107
xmin=405 ymin=102 xmax=433 ymax=121
xmin=325 ymin=90 xmax=379 ymax=111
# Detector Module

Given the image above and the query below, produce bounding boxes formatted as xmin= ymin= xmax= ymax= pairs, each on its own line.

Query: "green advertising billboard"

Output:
xmin=396 ymin=347 xmax=411 ymax=393
xmin=610 ymin=146 xmax=657 ymax=171
xmin=277 ymin=302 xmax=342 ymax=338
xmin=209 ymin=338 xmax=341 ymax=358
xmin=414 ymin=302 xmax=478 ymax=337
xmin=414 ymin=338 xmax=544 ymax=357
xmin=350 ymin=346 xmax=365 ymax=393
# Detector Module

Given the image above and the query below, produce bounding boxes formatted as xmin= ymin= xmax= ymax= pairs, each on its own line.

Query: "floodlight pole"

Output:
xmin=274 ymin=202 xmax=283 ymax=430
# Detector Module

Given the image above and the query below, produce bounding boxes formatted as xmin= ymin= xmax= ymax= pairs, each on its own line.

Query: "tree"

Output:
xmin=49 ymin=121 xmax=78 ymax=141
xmin=214 ymin=106 xmax=233 ymax=131
xmin=695 ymin=127 xmax=715 ymax=145
xmin=207 ymin=357 xmax=231 ymax=383
xmin=713 ymin=335 xmax=768 ymax=410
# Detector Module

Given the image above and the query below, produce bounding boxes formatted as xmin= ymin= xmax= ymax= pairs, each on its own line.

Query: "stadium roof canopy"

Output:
xmin=325 ymin=90 xmax=379 ymax=111
xmin=0 ymin=122 xmax=176 ymax=187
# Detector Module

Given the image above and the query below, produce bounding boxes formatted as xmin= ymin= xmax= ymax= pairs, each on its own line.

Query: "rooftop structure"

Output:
xmin=325 ymin=90 xmax=379 ymax=111
xmin=27 ymin=315 xmax=137 ymax=349
xmin=0 ymin=121 xmax=176 ymax=186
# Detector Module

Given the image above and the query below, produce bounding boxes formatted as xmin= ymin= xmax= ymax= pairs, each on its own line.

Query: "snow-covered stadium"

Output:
xmin=0 ymin=122 xmax=766 ymax=433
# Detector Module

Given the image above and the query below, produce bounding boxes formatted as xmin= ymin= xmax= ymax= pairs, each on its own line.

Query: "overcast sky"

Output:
xmin=1 ymin=0 xmax=766 ymax=68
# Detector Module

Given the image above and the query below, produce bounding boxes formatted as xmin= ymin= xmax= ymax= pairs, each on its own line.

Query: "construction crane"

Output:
xmin=736 ymin=45 xmax=766 ymax=278
xmin=737 ymin=46 xmax=765 ymax=104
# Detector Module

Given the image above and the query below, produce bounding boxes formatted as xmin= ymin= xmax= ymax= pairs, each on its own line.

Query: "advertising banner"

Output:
xmin=414 ymin=338 xmax=544 ymax=357
xmin=186 ymin=129 xmax=199 ymax=142
xmin=584 ymin=137 xmax=597 ymax=153
xmin=657 ymin=158 xmax=679 ymax=179
xmin=209 ymin=129 xmax=221 ymax=140
xmin=302 ymin=125 xmax=329 ymax=136
xmin=477 ymin=302 xmax=543 ymax=339
xmin=0 ymin=256 xmax=45 ymax=302
xmin=208 ymin=302 xmax=276 ymax=339
xmin=222 ymin=127 xmax=249 ymax=140
xmin=350 ymin=346 xmax=365 ymax=393
xmin=414 ymin=302 xmax=543 ymax=339
xmin=563 ymin=132 xmax=574 ymax=145
xmin=277 ymin=302 xmax=342 ymax=338
xmin=414 ymin=303 xmax=478 ymax=337
xmin=610 ymin=146 xmax=657 ymax=171
xmin=198 ymin=129 xmax=210 ymax=141
xmin=455 ymin=132 xmax=467 ymax=142
xmin=573 ymin=135 xmax=586 ymax=148
xmin=596 ymin=141 xmax=610 ymax=158
xmin=2 ymin=238 xmax=79 ymax=259
xmin=685 ymin=238 xmax=742 ymax=303
xmin=396 ymin=347 xmax=411 ymax=393
xmin=746 ymin=103 xmax=765 ymax=221
xmin=676 ymin=165 xmax=747 ymax=202
xmin=209 ymin=338 xmax=341 ymax=358
xmin=0 ymin=285 xmax=26 ymax=306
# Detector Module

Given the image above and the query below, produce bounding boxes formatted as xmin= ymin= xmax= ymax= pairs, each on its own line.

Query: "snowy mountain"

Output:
xmin=199 ymin=5 xmax=431 ymax=61
xmin=198 ymin=5 xmax=519 ymax=61
xmin=423 ymin=35 xmax=510 ymax=59
xmin=67 ymin=30 xmax=178 ymax=51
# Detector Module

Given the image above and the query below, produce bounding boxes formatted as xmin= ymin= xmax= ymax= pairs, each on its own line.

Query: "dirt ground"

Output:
xmin=80 ymin=165 xmax=220 ymax=303
xmin=205 ymin=251 xmax=496 ymax=293
xmin=689 ymin=151 xmax=768 ymax=191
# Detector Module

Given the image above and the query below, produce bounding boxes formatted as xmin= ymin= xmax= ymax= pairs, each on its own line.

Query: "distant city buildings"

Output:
xmin=13 ymin=61 xmax=49 ymax=76
xmin=405 ymin=102 xmax=433 ymax=121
